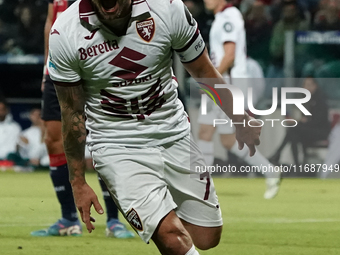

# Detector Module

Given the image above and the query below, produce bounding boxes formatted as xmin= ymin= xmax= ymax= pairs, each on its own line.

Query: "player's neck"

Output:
xmin=214 ymin=1 xmax=231 ymax=14
xmin=100 ymin=11 xmax=132 ymax=36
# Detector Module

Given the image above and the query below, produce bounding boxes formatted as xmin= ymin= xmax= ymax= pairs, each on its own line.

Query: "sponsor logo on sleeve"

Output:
xmin=48 ymin=50 xmax=57 ymax=70
xmin=195 ymin=38 xmax=204 ymax=51
xmin=223 ymin=22 xmax=233 ymax=32
xmin=51 ymin=29 xmax=60 ymax=35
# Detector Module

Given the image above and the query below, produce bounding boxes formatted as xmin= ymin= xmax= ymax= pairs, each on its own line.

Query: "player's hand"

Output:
xmin=235 ymin=114 xmax=261 ymax=156
xmin=72 ymin=183 xmax=104 ymax=233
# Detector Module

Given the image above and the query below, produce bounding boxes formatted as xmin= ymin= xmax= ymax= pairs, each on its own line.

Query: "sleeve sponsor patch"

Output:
xmin=223 ymin=22 xmax=233 ymax=33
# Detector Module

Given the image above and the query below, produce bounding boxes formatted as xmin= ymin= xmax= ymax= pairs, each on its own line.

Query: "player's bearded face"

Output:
xmin=92 ymin=0 xmax=132 ymax=20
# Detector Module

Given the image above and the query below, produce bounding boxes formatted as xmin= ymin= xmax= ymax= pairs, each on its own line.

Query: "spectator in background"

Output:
xmin=0 ymin=0 xmax=19 ymax=24
xmin=0 ymin=97 xmax=21 ymax=160
xmin=246 ymin=56 xmax=266 ymax=106
xmin=245 ymin=0 xmax=272 ymax=70
xmin=0 ymin=0 xmax=46 ymax=54
xmin=301 ymin=0 xmax=340 ymax=84
xmin=183 ymin=0 xmax=214 ymax=46
xmin=321 ymin=121 xmax=340 ymax=178
xmin=313 ymin=0 xmax=340 ymax=30
xmin=269 ymin=77 xmax=330 ymax=166
xmin=266 ymin=0 xmax=309 ymax=97
xmin=17 ymin=108 xmax=49 ymax=168
xmin=10 ymin=4 xmax=44 ymax=55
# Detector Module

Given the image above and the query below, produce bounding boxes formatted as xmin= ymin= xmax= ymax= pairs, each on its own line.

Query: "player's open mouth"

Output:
xmin=101 ymin=0 xmax=118 ymax=13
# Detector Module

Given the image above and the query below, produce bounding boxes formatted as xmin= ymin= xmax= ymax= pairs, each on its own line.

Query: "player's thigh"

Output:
xmin=163 ymin=135 xmax=223 ymax=228
xmin=220 ymin=133 xmax=236 ymax=150
xmin=198 ymin=124 xmax=216 ymax=141
xmin=91 ymin=145 xmax=177 ymax=243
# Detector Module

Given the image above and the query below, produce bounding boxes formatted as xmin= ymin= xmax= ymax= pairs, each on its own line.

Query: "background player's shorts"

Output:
xmin=198 ymin=101 xmax=235 ymax=134
xmin=41 ymin=75 xmax=61 ymax=121
xmin=91 ymin=135 xmax=223 ymax=243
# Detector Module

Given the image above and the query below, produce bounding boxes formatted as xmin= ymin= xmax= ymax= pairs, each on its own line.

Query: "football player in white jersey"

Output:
xmin=198 ymin=0 xmax=281 ymax=199
xmin=48 ymin=0 xmax=261 ymax=254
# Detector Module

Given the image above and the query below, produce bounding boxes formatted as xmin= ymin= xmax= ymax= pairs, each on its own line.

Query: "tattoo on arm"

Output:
xmin=55 ymin=84 xmax=87 ymax=184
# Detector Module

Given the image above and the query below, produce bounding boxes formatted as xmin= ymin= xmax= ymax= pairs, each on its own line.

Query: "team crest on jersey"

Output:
xmin=136 ymin=18 xmax=155 ymax=42
xmin=126 ymin=208 xmax=143 ymax=231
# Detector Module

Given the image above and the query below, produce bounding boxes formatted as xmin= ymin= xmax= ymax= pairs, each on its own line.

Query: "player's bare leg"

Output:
xmin=181 ymin=219 xmax=222 ymax=250
xmin=44 ymin=121 xmax=64 ymax=154
xmin=220 ymin=133 xmax=281 ymax=199
xmin=152 ymin=211 xmax=200 ymax=255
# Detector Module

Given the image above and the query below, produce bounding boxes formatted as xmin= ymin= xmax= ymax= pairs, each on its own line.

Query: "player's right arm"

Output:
xmin=54 ymin=81 xmax=104 ymax=233
xmin=41 ymin=2 xmax=54 ymax=91
xmin=48 ymin=19 xmax=103 ymax=232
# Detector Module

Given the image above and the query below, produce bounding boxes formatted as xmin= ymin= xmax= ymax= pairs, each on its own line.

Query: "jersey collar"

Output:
xmin=79 ymin=0 xmax=151 ymax=30
xmin=219 ymin=3 xmax=233 ymax=13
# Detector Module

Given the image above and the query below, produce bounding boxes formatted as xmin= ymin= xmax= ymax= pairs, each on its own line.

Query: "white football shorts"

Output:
xmin=91 ymin=134 xmax=223 ymax=243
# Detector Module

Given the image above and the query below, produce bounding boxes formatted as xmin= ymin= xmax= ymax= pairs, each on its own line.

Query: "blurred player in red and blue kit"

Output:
xmin=31 ymin=0 xmax=134 ymax=238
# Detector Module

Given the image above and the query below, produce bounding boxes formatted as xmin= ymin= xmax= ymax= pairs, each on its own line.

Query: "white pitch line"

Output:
xmin=224 ymin=218 xmax=340 ymax=224
xmin=1 ymin=219 xmax=340 ymax=227
xmin=0 ymin=223 xmax=107 ymax=227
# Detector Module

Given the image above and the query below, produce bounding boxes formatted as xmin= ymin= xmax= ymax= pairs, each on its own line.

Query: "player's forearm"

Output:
xmin=217 ymin=56 xmax=234 ymax=75
xmin=184 ymin=50 xmax=245 ymax=122
xmin=44 ymin=20 xmax=52 ymax=65
xmin=54 ymin=85 xmax=87 ymax=186
xmin=44 ymin=3 xmax=54 ymax=65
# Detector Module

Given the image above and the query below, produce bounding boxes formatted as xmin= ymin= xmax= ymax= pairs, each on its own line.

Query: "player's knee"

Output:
xmin=153 ymin=225 xmax=192 ymax=255
xmin=194 ymin=226 xmax=222 ymax=250
xmin=199 ymin=126 xmax=214 ymax=141
xmin=220 ymin=134 xmax=236 ymax=150
xmin=220 ymin=138 xmax=234 ymax=150
xmin=44 ymin=133 xmax=62 ymax=149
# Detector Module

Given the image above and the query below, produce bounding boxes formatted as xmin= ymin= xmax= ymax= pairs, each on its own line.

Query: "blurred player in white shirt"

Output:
xmin=198 ymin=0 xmax=281 ymax=199
xmin=0 ymin=98 xmax=21 ymax=160
xmin=18 ymin=108 xmax=49 ymax=167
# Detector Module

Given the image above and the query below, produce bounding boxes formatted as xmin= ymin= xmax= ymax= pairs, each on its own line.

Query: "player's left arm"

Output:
xmin=183 ymin=50 xmax=261 ymax=156
xmin=54 ymin=82 xmax=104 ymax=232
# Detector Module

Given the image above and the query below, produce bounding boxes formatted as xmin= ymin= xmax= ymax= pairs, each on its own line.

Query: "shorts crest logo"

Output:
xmin=136 ymin=18 xmax=155 ymax=42
xmin=126 ymin=208 xmax=143 ymax=231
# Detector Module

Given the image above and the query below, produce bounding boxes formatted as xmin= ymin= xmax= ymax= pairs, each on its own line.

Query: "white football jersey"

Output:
xmin=209 ymin=5 xmax=248 ymax=78
xmin=48 ymin=0 xmax=205 ymax=148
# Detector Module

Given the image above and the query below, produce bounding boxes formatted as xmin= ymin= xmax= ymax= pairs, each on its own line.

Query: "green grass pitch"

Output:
xmin=0 ymin=171 xmax=339 ymax=255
